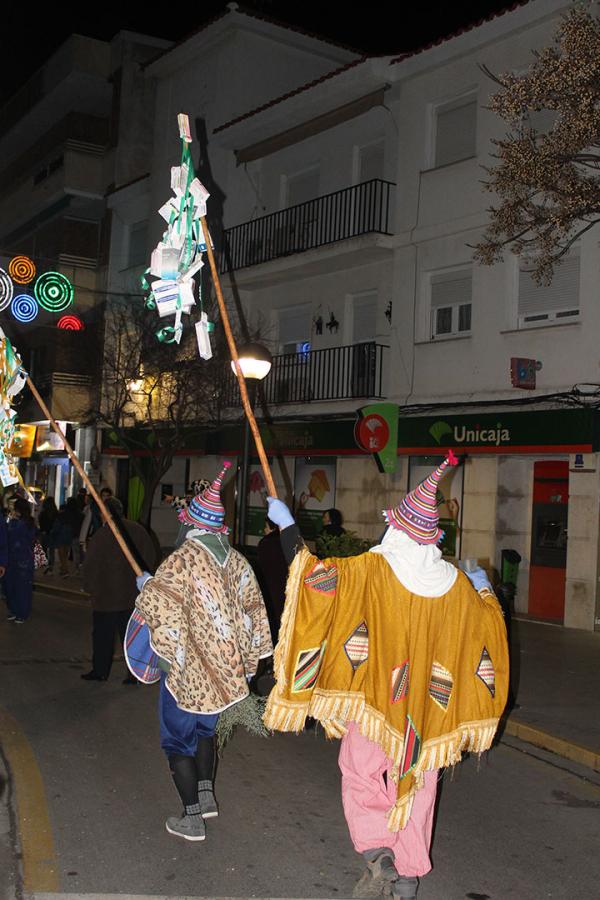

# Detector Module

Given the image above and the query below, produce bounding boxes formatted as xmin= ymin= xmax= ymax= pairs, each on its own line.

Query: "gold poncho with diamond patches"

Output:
xmin=264 ymin=548 xmax=509 ymax=830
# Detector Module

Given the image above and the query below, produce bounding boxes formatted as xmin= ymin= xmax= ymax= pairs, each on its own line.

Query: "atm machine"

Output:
xmin=528 ymin=460 xmax=568 ymax=621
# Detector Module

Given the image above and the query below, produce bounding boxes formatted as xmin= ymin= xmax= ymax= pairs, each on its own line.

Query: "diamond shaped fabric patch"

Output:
xmin=292 ymin=642 xmax=326 ymax=692
xmin=429 ymin=660 xmax=453 ymax=711
xmin=304 ymin=562 xmax=338 ymax=596
xmin=344 ymin=621 xmax=369 ymax=670
xmin=391 ymin=661 xmax=409 ymax=704
xmin=399 ymin=715 xmax=421 ymax=779
xmin=476 ymin=646 xmax=495 ymax=698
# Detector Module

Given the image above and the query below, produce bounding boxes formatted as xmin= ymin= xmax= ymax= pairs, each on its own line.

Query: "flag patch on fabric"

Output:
xmin=476 ymin=646 xmax=495 ymax=697
xmin=344 ymin=621 xmax=369 ymax=670
xmin=304 ymin=562 xmax=338 ymax=596
xmin=399 ymin=715 xmax=421 ymax=778
xmin=292 ymin=642 xmax=326 ymax=692
xmin=391 ymin=661 xmax=409 ymax=703
xmin=429 ymin=660 xmax=453 ymax=711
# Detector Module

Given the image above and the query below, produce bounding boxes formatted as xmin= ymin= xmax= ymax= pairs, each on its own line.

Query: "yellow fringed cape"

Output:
xmin=264 ymin=548 xmax=509 ymax=830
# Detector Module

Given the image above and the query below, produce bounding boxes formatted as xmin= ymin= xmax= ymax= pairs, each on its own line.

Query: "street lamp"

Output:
xmin=231 ymin=343 xmax=272 ymax=547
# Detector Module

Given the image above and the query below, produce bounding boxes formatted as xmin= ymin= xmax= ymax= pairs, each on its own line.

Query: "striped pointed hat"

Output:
xmin=384 ymin=450 xmax=458 ymax=544
xmin=180 ymin=461 xmax=232 ymax=533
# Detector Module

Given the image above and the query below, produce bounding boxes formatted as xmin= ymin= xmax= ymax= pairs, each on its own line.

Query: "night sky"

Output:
xmin=1 ymin=1 xmax=522 ymax=102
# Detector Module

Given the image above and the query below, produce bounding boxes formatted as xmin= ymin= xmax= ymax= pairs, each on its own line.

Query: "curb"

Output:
xmin=33 ymin=582 xmax=89 ymax=599
xmin=503 ymin=718 xmax=600 ymax=772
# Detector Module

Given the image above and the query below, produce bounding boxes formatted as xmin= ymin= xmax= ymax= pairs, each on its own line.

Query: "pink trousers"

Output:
xmin=338 ymin=723 xmax=438 ymax=878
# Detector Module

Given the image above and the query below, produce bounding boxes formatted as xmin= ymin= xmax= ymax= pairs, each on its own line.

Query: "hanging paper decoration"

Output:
xmin=0 ymin=327 xmax=27 ymax=488
xmin=0 ymin=268 xmax=14 ymax=313
xmin=57 ymin=314 xmax=84 ymax=331
xmin=10 ymin=294 xmax=39 ymax=323
xmin=143 ymin=113 xmax=213 ymax=347
xmin=8 ymin=255 xmax=36 ymax=285
xmin=34 ymin=271 xmax=74 ymax=312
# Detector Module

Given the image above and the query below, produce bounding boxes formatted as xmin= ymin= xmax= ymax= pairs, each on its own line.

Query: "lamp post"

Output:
xmin=231 ymin=342 xmax=272 ymax=546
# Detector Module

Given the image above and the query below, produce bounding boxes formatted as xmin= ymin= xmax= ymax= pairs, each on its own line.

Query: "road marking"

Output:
xmin=0 ymin=706 xmax=59 ymax=892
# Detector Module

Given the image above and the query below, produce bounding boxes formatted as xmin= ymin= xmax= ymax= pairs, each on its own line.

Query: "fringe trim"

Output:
xmin=263 ymin=696 xmax=309 ymax=733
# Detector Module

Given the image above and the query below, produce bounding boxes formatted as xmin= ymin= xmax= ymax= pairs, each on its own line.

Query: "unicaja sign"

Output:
xmin=429 ymin=420 xmax=511 ymax=447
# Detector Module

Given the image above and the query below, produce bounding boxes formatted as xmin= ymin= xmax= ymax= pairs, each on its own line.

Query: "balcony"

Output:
xmin=220 ymin=179 xmax=394 ymax=276
xmin=224 ymin=342 xmax=388 ymax=406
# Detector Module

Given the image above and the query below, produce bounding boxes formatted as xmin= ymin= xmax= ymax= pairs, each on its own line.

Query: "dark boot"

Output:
xmin=195 ymin=737 xmax=218 ymax=818
xmin=391 ymin=876 xmax=419 ymax=899
xmin=166 ymin=754 xmax=206 ymax=841
xmin=353 ymin=848 xmax=398 ymax=898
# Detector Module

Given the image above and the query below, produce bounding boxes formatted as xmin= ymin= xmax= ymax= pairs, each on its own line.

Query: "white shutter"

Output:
xmin=286 ymin=167 xmax=319 ymax=207
xmin=353 ymin=293 xmax=377 ymax=342
xmin=435 ymin=98 xmax=477 ymax=167
xmin=359 ymin=141 xmax=385 ymax=183
xmin=518 ymin=254 xmax=580 ymax=318
xmin=431 ymin=270 xmax=472 ymax=309
xmin=278 ymin=305 xmax=311 ymax=349
xmin=128 ymin=221 xmax=148 ymax=268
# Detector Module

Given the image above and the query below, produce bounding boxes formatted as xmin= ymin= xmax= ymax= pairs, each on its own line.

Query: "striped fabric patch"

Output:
xmin=429 ymin=660 xmax=453 ymax=711
xmin=399 ymin=715 xmax=421 ymax=779
xmin=344 ymin=621 xmax=369 ymax=670
xmin=292 ymin=642 xmax=326 ymax=692
xmin=476 ymin=646 xmax=495 ymax=698
xmin=391 ymin=661 xmax=409 ymax=704
xmin=304 ymin=562 xmax=338 ymax=596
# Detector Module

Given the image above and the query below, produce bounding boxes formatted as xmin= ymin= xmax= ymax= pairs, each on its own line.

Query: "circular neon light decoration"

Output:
xmin=57 ymin=314 xmax=84 ymax=331
xmin=0 ymin=268 xmax=14 ymax=312
xmin=10 ymin=294 xmax=39 ymax=323
xmin=9 ymin=255 xmax=36 ymax=284
xmin=34 ymin=271 xmax=74 ymax=312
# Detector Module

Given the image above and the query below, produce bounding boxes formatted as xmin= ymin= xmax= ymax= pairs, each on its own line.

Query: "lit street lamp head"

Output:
xmin=231 ymin=342 xmax=272 ymax=381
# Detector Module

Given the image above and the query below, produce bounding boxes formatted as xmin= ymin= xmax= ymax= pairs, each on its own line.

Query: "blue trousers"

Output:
xmin=5 ymin=565 xmax=33 ymax=620
xmin=159 ymin=672 xmax=218 ymax=756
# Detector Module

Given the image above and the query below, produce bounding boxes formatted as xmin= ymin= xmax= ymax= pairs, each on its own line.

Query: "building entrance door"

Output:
xmin=528 ymin=460 xmax=568 ymax=621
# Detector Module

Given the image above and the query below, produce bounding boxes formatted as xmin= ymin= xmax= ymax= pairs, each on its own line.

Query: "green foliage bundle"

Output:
xmin=315 ymin=530 xmax=375 ymax=559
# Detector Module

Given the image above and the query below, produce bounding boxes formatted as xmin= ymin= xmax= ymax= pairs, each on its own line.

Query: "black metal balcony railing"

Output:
xmin=220 ymin=179 xmax=394 ymax=272
xmin=224 ymin=342 xmax=388 ymax=406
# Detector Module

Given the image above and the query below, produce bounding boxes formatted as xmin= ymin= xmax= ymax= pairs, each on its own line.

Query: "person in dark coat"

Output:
xmin=321 ymin=508 xmax=345 ymax=537
xmin=5 ymin=498 xmax=36 ymax=623
xmin=49 ymin=503 xmax=74 ymax=576
xmin=38 ymin=497 xmax=57 ymax=572
xmin=81 ymin=497 xmax=156 ymax=683
xmin=256 ymin=516 xmax=288 ymax=644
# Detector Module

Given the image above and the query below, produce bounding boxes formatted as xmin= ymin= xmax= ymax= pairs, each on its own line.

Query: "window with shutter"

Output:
xmin=278 ymin=304 xmax=311 ymax=354
xmin=352 ymin=292 xmax=377 ymax=343
xmin=128 ymin=221 xmax=148 ymax=268
xmin=430 ymin=269 xmax=472 ymax=338
xmin=434 ymin=96 xmax=477 ymax=168
xmin=518 ymin=254 xmax=580 ymax=326
xmin=358 ymin=141 xmax=385 ymax=183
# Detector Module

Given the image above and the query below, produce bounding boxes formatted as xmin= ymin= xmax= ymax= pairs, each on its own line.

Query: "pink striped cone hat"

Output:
xmin=179 ymin=460 xmax=232 ymax=533
xmin=383 ymin=450 xmax=458 ymax=544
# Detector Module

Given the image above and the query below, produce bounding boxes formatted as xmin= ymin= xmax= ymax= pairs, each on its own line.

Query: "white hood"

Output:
xmin=369 ymin=526 xmax=457 ymax=597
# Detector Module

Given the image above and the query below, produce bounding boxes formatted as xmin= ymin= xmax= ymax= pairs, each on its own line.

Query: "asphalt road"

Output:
xmin=1 ymin=591 xmax=599 ymax=899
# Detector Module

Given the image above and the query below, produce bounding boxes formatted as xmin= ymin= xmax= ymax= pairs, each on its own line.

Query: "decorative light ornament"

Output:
xmin=10 ymin=294 xmax=39 ymax=323
xmin=8 ymin=255 xmax=36 ymax=284
xmin=57 ymin=314 xmax=84 ymax=331
xmin=0 ymin=268 xmax=14 ymax=312
xmin=34 ymin=271 xmax=74 ymax=312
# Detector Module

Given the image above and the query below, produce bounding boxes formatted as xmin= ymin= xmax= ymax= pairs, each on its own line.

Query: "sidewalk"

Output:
xmin=31 ymin=574 xmax=600 ymax=770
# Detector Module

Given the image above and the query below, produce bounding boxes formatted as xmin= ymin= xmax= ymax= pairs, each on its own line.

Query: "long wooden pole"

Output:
xmin=26 ymin=376 xmax=143 ymax=577
xmin=200 ymin=216 xmax=278 ymax=500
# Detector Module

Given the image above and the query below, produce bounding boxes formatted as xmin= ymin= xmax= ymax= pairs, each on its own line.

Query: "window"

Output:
xmin=351 ymin=292 xmax=378 ymax=396
xmin=128 ymin=221 xmax=148 ymax=268
xmin=285 ymin=167 xmax=319 ymax=207
xmin=430 ymin=269 xmax=472 ymax=338
xmin=433 ymin=96 xmax=477 ymax=168
xmin=278 ymin=304 xmax=311 ymax=355
xmin=358 ymin=141 xmax=385 ymax=183
xmin=518 ymin=253 xmax=580 ymax=326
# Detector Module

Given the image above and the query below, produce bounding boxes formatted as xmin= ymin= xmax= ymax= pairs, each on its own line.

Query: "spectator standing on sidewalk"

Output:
xmin=5 ymin=498 xmax=36 ymax=624
xmin=256 ymin=516 xmax=287 ymax=645
xmin=38 ymin=497 xmax=57 ymax=573
xmin=49 ymin=503 xmax=74 ymax=577
xmin=79 ymin=486 xmax=112 ymax=554
xmin=81 ymin=497 xmax=156 ymax=683
xmin=132 ymin=462 xmax=272 ymax=842
xmin=321 ymin=508 xmax=345 ymax=537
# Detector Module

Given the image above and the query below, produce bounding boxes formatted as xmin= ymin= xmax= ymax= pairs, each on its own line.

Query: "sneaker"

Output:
xmin=6 ymin=613 xmax=16 ymax=621
xmin=165 ymin=814 xmax=206 ymax=841
xmin=198 ymin=780 xmax=218 ymax=818
xmin=14 ymin=618 xmax=26 ymax=625
xmin=391 ymin=876 xmax=419 ymax=899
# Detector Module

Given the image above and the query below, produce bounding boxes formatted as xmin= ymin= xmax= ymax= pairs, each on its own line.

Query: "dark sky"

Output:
xmin=0 ymin=0 xmax=523 ymax=102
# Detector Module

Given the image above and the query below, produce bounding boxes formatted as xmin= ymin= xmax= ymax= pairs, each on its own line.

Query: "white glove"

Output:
xmin=267 ymin=497 xmax=295 ymax=529
xmin=136 ymin=571 xmax=152 ymax=591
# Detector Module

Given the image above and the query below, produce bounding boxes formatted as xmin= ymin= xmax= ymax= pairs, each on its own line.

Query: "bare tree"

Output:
xmin=475 ymin=7 xmax=600 ymax=283
xmin=86 ymin=297 xmax=236 ymax=526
